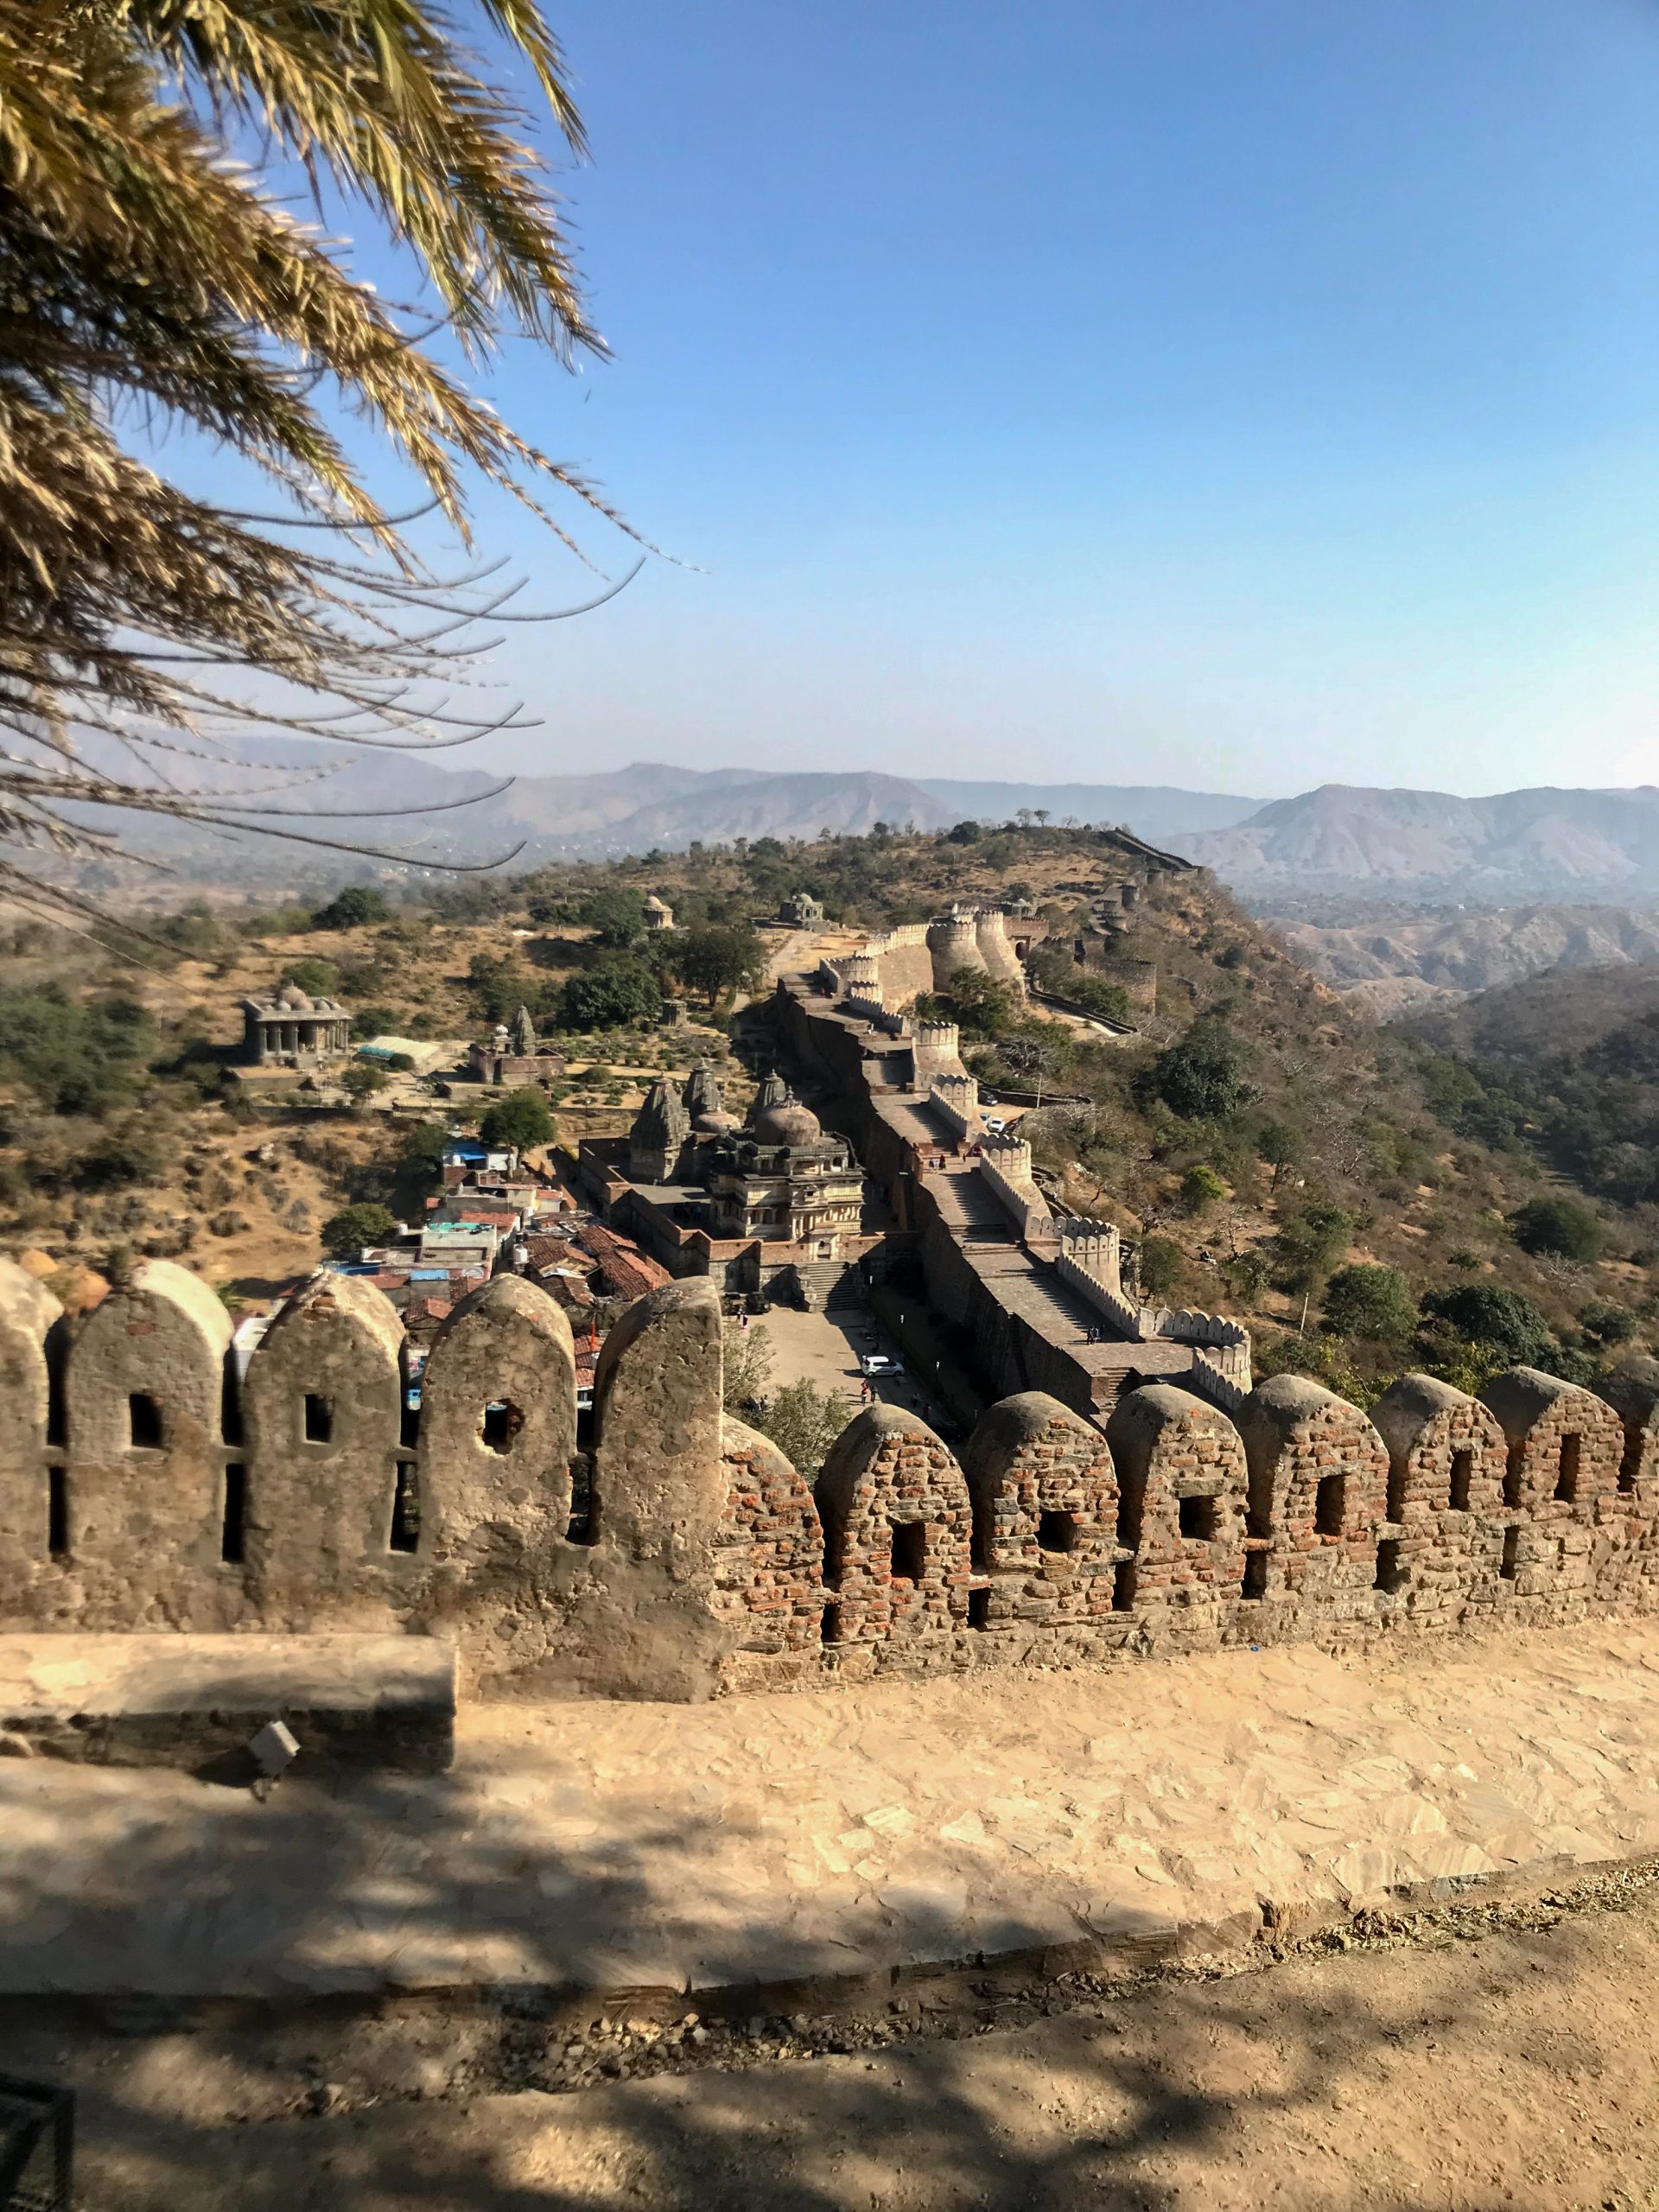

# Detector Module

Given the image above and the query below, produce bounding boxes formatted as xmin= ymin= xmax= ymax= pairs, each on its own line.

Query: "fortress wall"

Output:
xmin=815 ymin=1406 xmax=972 ymax=1647
xmin=925 ymin=917 xmax=988 ymax=993
xmin=1104 ymin=1385 xmax=1249 ymax=1644
xmin=975 ymin=909 xmax=1027 ymax=988
xmin=962 ymin=1392 xmax=1116 ymax=1626
xmin=872 ymin=941 xmax=936 ymax=1008
xmin=1479 ymin=1368 xmax=1630 ymax=1616
xmin=8 ymin=1244 xmax=1659 ymax=1703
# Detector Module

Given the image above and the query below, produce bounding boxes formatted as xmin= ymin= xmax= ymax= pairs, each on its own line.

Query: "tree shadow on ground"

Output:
xmin=0 ymin=1719 xmax=1629 ymax=2212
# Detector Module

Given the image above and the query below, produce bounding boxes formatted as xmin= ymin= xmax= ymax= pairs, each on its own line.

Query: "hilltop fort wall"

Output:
xmin=5 ymin=1255 xmax=1659 ymax=1706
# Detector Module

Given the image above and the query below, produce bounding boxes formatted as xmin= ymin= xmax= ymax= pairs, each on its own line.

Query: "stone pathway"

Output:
xmin=5 ymin=1624 xmax=1659 ymax=2002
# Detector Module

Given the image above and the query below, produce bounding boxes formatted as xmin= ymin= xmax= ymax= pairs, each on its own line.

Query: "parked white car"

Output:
xmin=859 ymin=1351 xmax=905 ymax=1379
xmin=982 ymin=1115 xmax=1007 ymax=1135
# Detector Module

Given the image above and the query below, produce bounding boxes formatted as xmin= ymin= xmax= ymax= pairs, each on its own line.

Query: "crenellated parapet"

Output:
xmin=927 ymin=1073 xmax=982 ymax=1142
xmin=9 ymin=1250 xmax=1659 ymax=1707
xmin=977 ymin=1134 xmax=1052 ymax=1239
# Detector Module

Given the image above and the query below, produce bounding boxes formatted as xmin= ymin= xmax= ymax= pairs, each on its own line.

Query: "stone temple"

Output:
xmin=241 ymin=979 xmax=352 ymax=1066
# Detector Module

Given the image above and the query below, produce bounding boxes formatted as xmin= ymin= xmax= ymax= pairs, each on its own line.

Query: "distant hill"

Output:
xmin=1399 ymin=960 xmax=1659 ymax=1065
xmin=1191 ymin=784 xmax=1659 ymax=903
xmin=60 ymin=759 xmax=1262 ymax=882
xmin=1280 ymin=903 xmax=1659 ymax=1018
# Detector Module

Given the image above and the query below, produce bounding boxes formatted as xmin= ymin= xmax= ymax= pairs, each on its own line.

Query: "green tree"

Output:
xmin=1137 ymin=1235 xmax=1184 ymax=1300
xmin=1273 ymin=1202 xmax=1354 ymax=1293
xmin=480 ymin=1088 xmax=553 ymax=1154
xmin=927 ymin=970 xmax=1017 ymax=1041
xmin=312 ymin=888 xmax=392 ymax=932
xmin=756 ymin=1377 xmax=851 ymax=1478
xmin=1255 ymin=1118 xmax=1307 ymax=1191
xmin=283 ymin=957 xmax=338 ymax=996
xmin=581 ymin=887 xmax=649 ymax=950
xmin=1510 ymin=1195 xmax=1604 ymax=1263
xmin=398 ymin=1122 xmax=449 ymax=1180
xmin=1179 ymin=1163 xmax=1229 ymax=1214
xmin=722 ymin=1319 xmax=774 ymax=1411
xmin=945 ymin=820 xmax=982 ymax=844
xmin=559 ymin=960 xmax=661 ymax=1031
xmin=467 ymin=953 xmax=523 ymax=1025
xmin=1322 ymin=1263 xmax=1417 ymax=1343
xmin=1145 ymin=1019 xmax=1251 ymax=1121
xmin=674 ymin=924 xmax=766 ymax=1008
xmin=341 ymin=1062 xmax=388 ymax=1106
xmin=1421 ymin=1284 xmax=1552 ymax=1366
xmin=321 ymin=1202 xmax=396 ymax=1257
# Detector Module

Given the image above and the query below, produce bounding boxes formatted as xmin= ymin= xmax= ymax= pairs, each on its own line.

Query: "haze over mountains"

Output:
xmin=73 ymin=757 xmax=1659 ymax=914
xmin=1185 ymin=784 xmax=1659 ymax=903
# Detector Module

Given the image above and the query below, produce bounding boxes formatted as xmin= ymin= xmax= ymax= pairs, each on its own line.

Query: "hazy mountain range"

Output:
xmin=60 ymin=759 xmax=1659 ymax=911
xmin=1279 ymin=905 xmax=1659 ymax=1019
xmin=70 ymin=759 xmax=1263 ymax=880
xmin=1184 ymin=783 xmax=1659 ymax=902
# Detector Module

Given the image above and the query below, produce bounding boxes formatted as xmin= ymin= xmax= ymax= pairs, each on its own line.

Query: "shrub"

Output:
xmin=1322 ymin=1263 xmax=1417 ymax=1343
xmin=1579 ymin=1300 xmax=1638 ymax=1348
xmin=321 ymin=1201 xmax=396 ymax=1256
xmin=1421 ymin=1284 xmax=1552 ymax=1366
xmin=312 ymin=886 xmax=391 ymax=931
xmin=1510 ymin=1195 xmax=1604 ymax=1263
xmin=283 ymin=957 xmax=338 ymax=996
xmin=1179 ymin=1163 xmax=1229 ymax=1214
xmin=1144 ymin=1019 xmax=1251 ymax=1121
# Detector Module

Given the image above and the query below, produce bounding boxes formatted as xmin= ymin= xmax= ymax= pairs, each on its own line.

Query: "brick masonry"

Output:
xmin=7 ymin=1258 xmax=1659 ymax=1706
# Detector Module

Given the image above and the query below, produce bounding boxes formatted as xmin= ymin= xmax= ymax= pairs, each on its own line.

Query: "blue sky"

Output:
xmin=338 ymin=3 xmax=1659 ymax=795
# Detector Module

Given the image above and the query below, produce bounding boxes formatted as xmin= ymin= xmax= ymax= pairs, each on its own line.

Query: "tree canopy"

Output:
xmin=480 ymin=1088 xmax=553 ymax=1153
xmin=0 ymin=0 xmax=632 ymax=931
xmin=1143 ymin=1019 xmax=1251 ymax=1121
xmin=321 ymin=1201 xmax=396 ymax=1257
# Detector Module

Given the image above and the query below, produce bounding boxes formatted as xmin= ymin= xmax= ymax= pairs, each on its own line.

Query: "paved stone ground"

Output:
xmin=19 ymin=1860 xmax=1659 ymax=2209
xmin=757 ymin=1305 xmax=938 ymax=1422
xmin=5 ymin=1622 xmax=1659 ymax=2006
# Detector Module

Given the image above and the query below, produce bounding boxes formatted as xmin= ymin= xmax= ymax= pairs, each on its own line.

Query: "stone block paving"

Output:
xmin=4 ymin=1624 xmax=1659 ymax=2003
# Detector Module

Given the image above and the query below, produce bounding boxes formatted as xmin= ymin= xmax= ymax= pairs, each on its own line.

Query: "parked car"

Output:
xmin=860 ymin=1351 xmax=905 ymax=1379
xmin=982 ymin=1115 xmax=1007 ymax=1135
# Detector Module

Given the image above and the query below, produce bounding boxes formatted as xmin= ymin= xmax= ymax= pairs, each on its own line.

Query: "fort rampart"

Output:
xmin=4 ymin=1257 xmax=1659 ymax=1704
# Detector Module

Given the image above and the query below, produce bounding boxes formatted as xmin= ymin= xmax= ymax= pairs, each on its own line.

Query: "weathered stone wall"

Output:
xmin=715 ymin=1418 xmax=825 ymax=1689
xmin=1105 ymin=1385 xmax=1249 ymax=1644
xmin=1479 ymin=1367 xmax=1630 ymax=1615
xmin=10 ymin=1250 xmax=1659 ymax=1705
xmin=814 ymin=1406 xmax=972 ymax=1647
xmin=962 ymin=1392 xmax=1117 ymax=1626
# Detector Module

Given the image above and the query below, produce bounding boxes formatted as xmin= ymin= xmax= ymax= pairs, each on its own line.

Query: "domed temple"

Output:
xmin=570 ymin=1063 xmax=872 ymax=1304
xmin=241 ymin=978 xmax=353 ymax=1066
xmin=705 ymin=1084 xmax=862 ymax=1248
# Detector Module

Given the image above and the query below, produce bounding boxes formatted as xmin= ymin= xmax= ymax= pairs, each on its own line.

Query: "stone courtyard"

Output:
xmin=7 ymin=1620 xmax=1659 ymax=2007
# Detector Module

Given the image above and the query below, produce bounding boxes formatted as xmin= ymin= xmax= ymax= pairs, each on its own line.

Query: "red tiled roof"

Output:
xmin=524 ymin=1232 xmax=592 ymax=1274
xmin=573 ymin=1221 xmax=672 ymax=1302
xmin=404 ymin=1296 xmax=454 ymax=1324
xmin=431 ymin=1208 xmax=519 ymax=1230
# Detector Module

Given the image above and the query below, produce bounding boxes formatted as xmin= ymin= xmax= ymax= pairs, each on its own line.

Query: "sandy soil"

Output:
xmin=8 ymin=1862 xmax=1659 ymax=2209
